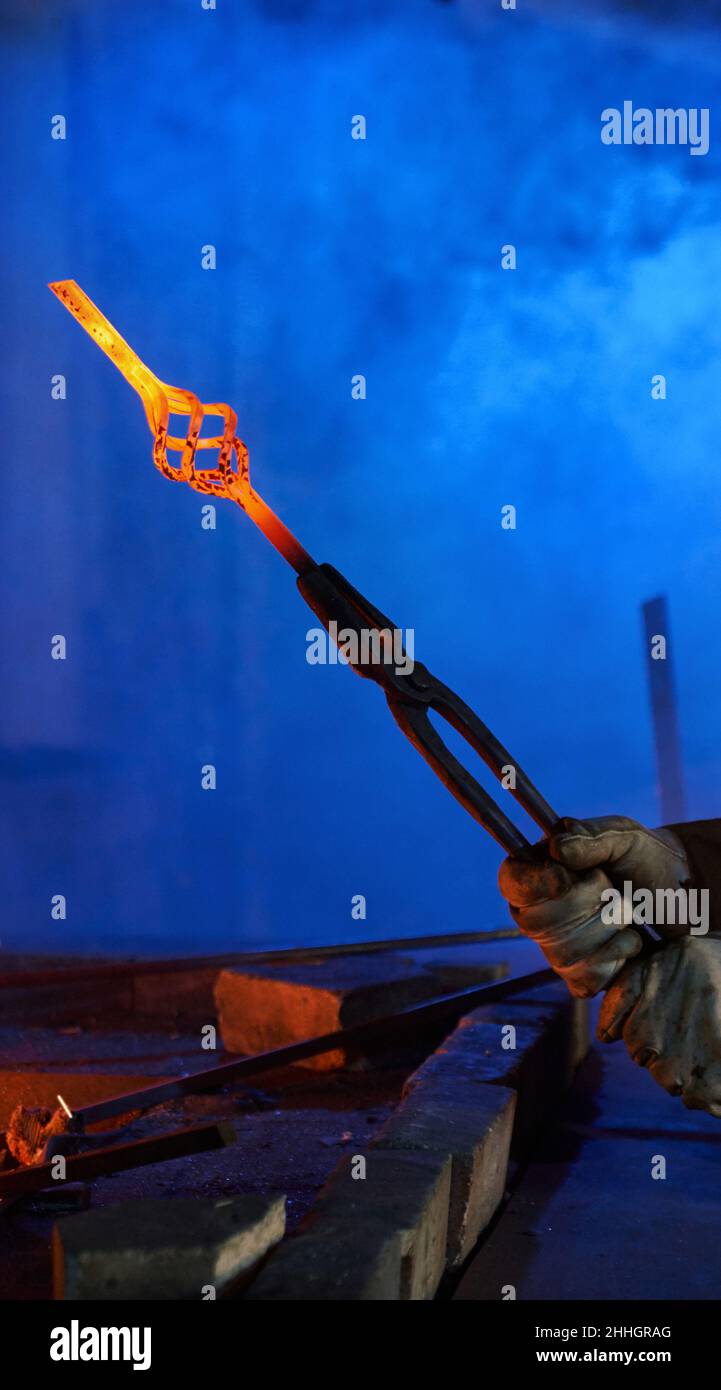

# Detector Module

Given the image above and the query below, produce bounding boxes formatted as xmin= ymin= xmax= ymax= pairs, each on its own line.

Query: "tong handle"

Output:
xmin=386 ymin=697 xmax=530 ymax=854
xmin=411 ymin=672 xmax=560 ymax=838
xmin=297 ymin=562 xmax=554 ymax=853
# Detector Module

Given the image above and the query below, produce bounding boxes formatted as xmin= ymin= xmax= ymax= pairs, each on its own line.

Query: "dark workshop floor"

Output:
xmin=0 ymin=1061 xmax=411 ymax=1300
xmin=453 ymin=1025 xmax=721 ymax=1301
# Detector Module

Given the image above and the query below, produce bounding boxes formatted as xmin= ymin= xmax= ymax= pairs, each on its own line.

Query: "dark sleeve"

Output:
xmin=666 ymin=819 xmax=721 ymax=934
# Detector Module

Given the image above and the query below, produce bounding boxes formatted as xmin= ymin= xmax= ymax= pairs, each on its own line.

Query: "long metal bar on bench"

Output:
xmin=0 ymin=1121 xmax=233 ymax=1201
xmin=74 ymin=967 xmax=554 ymax=1130
xmin=0 ymin=928 xmax=521 ymax=992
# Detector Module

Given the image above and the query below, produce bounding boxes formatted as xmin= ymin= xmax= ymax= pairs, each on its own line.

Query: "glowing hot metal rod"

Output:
xmin=49 ymin=280 xmax=311 ymax=575
xmin=48 ymin=280 xmax=567 ymax=859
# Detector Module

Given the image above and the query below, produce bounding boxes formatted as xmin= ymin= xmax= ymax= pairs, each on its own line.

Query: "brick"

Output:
xmin=214 ymin=953 xmax=502 ymax=1069
xmin=54 ymin=1193 xmax=286 ymax=1300
xmin=372 ymin=1082 xmax=516 ymax=1267
xmin=248 ymin=1149 xmax=451 ymax=1301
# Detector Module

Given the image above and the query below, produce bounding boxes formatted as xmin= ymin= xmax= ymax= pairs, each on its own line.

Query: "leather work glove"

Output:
xmin=498 ymin=815 xmax=691 ymax=998
xmin=598 ymin=937 xmax=721 ymax=1116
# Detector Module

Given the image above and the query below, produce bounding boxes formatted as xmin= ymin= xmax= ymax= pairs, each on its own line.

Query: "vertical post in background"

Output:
xmin=641 ymin=595 xmax=686 ymax=824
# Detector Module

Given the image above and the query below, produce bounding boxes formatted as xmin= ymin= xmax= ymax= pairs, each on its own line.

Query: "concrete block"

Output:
xmin=131 ymin=967 xmax=220 ymax=1025
xmin=247 ymin=1223 xmax=402 ymax=1301
xmin=214 ymin=953 xmax=492 ymax=1069
xmin=54 ymin=1193 xmax=286 ymax=1300
xmin=372 ymin=1082 xmax=516 ymax=1267
xmin=248 ymin=1149 xmax=451 ymax=1300
xmin=316 ymin=1149 xmax=451 ymax=1299
xmin=495 ymin=982 xmax=591 ymax=1079
xmin=405 ymin=948 xmax=508 ymax=991
xmin=402 ymin=988 xmax=590 ymax=1155
xmin=477 ymin=988 xmax=590 ymax=1085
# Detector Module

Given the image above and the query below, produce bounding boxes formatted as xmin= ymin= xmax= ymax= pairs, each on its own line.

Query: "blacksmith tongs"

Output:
xmin=298 ymin=562 xmax=561 ymax=857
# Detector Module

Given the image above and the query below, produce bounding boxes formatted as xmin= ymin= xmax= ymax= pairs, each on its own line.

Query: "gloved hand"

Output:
xmin=498 ymin=815 xmax=690 ymax=998
xmin=598 ymin=937 xmax=721 ymax=1116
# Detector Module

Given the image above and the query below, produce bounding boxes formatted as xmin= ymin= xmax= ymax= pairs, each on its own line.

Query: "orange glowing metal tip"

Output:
xmin=48 ymin=280 xmax=313 ymax=575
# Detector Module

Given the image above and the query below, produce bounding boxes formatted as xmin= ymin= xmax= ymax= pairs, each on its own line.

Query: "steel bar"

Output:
xmin=0 ymin=1121 xmax=233 ymax=1200
xmin=0 ymin=928 xmax=520 ymax=991
xmin=73 ymin=967 xmax=554 ymax=1130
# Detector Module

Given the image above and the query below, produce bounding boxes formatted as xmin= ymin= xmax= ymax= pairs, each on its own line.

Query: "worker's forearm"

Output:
xmin=664 ymin=819 xmax=721 ymax=932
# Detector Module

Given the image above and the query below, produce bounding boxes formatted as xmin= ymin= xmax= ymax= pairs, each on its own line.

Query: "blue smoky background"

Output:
xmin=1 ymin=0 xmax=720 ymax=955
